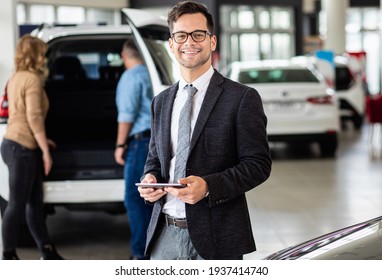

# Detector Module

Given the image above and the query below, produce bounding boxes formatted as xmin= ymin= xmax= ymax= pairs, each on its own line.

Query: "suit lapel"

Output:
xmin=190 ymin=71 xmax=224 ymax=151
xmin=161 ymin=83 xmax=178 ymax=174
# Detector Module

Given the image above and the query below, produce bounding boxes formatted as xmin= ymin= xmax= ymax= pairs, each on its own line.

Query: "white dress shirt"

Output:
xmin=162 ymin=66 xmax=214 ymax=218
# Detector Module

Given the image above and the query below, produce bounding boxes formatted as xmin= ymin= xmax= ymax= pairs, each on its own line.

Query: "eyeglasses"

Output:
xmin=171 ymin=30 xmax=212 ymax=44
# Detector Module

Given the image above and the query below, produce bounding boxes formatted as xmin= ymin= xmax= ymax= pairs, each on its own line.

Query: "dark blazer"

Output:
xmin=143 ymin=70 xmax=272 ymax=259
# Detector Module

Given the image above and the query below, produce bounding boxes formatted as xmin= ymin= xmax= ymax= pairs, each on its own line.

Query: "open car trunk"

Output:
xmin=44 ymin=36 xmax=127 ymax=181
xmin=45 ymin=79 xmax=123 ymax=181
xmin=41 ymin=15 xmax=175 ymax=182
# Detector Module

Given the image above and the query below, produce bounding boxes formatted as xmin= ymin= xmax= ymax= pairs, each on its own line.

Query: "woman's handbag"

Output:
xmin=0 ymin=81 xmax=9 ymax=118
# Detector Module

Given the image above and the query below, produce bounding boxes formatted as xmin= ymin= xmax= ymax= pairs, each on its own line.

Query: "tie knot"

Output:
xmin=184 ymin=84 xmax=198 ymax=97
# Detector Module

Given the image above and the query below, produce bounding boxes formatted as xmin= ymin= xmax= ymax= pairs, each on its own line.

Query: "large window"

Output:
xmin=320 ymin=7 xmax=380 ymax=94
xmin=346 ymin=8 xmax=380 ymax=95
xmin=29 ymin=4 xmax=55 ymax=24
xmin=57 ymin=6 xmax=85 ymax=24
xmin=17 ymin=3 xmax=118 ymax=25
xmin=220 ymin=5 xmax=295 ymax=68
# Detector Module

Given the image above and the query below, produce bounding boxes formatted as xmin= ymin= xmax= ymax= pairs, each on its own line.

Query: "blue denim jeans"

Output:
xmin=124 ymin=136 xmax=153 ymax=259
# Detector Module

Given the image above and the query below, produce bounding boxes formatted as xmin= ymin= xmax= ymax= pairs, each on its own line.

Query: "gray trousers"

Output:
xmin=150 ymin=219 xmax=203 ymax=260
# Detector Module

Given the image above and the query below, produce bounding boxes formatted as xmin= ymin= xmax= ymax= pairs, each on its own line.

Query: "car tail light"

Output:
xmin=307 ymin=95 xmax=334 ymax=105
xmin=324 ymin=78 xmax=334 ymax=89
xmin=0 ymin=94 xmax=9 ymax=118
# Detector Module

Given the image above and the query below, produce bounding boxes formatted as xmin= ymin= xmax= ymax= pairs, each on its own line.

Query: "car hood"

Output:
xmin=264 ymin=216 xmax=382 ymax=260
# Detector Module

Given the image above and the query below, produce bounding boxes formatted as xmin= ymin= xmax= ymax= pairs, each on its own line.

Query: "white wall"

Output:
xmin=0 ymin=0 xmax=18 ymax=90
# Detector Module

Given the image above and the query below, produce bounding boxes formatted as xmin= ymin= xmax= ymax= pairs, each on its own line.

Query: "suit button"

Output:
xmin=216 ymin=198 xmax=228 ymax=204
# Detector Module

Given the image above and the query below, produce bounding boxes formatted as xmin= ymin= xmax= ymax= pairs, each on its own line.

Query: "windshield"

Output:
xmin=238 ymin=69 xmax=320 ymax=84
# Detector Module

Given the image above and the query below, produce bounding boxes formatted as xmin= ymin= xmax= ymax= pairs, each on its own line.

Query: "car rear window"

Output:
xmin=238 ymin=68 xmax=320 ymax=84
xmin=47 ymin=36 xmax=126 ymax=82
xmin=46 ymin=34 xmax=177 ymax=86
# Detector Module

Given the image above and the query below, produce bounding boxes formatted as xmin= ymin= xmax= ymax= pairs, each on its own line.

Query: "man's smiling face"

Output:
xmin=169 ymin=13 xmax=216 ymax=75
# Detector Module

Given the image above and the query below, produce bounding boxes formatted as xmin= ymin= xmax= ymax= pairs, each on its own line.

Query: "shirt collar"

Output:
xmin=179 ymin=66 xmax=214 ymax=91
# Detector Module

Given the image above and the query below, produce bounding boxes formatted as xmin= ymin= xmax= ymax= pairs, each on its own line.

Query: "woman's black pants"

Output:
xmin=1 ymin=138 xmax=50 ymax=252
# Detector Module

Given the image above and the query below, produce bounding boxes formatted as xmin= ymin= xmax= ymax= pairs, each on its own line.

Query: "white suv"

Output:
xmin=0 ymin=9 xmax=178 ymax=244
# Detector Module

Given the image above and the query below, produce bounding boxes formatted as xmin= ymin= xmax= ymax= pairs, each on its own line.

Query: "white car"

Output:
xmin=292 ymin=55 xmax=366 ymax=129
xmin=0 ymin=9 xmax=178 ymax=244
xmin=225 ymin=60 xmax=340 ymax=157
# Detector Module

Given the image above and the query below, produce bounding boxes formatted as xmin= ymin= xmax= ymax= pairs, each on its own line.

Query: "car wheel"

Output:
xmin=319 ymin=134 xmax=338 ymax=158
xmin=0 ymin=195 xmax=36 ymax=247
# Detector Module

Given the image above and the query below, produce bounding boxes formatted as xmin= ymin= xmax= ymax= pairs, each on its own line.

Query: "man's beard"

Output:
xmin=179 ymin=53 xmax=211 ymax=69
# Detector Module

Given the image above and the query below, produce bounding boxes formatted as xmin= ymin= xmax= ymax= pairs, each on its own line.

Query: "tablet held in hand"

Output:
xmin=135 ymin=183 xmax=187 ymax=188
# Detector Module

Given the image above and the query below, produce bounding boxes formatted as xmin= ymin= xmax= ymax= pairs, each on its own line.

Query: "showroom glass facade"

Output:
xmin=16 ymin=3 xmax=118 ymax=25
xmin=319 ymin=6 xmax=380 ymax=94
xmin=346 ymin=7 xmax=380 ymax=94
xmin=219 ymin=5 xmax=295 ymax=68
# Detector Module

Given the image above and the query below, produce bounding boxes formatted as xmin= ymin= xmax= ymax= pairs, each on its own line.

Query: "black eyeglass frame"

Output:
xmin=171 ymin=30 xmax=212 ymax=43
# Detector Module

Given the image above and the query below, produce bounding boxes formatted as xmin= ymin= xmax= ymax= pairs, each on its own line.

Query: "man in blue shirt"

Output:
xmin=114 ymin=39 xmax=153 ymax=260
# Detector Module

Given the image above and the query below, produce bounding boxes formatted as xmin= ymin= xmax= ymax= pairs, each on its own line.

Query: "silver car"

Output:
xmin=264 ymin=215 xmax=382 ymax=260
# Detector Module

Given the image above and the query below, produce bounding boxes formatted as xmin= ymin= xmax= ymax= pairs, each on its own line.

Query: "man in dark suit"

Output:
xmin=138 ymin=1 xmax=272 ymax=260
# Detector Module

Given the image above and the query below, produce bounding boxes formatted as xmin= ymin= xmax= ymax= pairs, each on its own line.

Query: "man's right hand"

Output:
xmin=138 ymin=174 xmax=167 ymax=202
xmin=114 ymin=147 xmax=126 ymax=165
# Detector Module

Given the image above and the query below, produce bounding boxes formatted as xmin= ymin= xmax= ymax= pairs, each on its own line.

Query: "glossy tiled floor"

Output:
xmin=247 ymin=122 xmax=382 ymax=259
xmin=2 ymin=123 xmax=382 ymax=260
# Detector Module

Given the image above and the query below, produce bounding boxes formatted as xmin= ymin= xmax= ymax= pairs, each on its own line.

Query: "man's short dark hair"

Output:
xmin=122 ymin=39 xmax=141 ymax=59
xmin=167 ymin=1 xmax=214 ymax=34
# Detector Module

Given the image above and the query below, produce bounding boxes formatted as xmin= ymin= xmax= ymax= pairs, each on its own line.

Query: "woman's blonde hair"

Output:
xmin=14 ymin=34 xmax=48 ymax=77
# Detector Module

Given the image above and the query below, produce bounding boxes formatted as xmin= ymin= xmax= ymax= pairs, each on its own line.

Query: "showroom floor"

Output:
xmin=2 ymin=122 xmax=382 ymax=260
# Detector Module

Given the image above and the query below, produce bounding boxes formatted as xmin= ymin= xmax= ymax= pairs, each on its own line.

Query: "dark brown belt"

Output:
xmin=164 ymin=214 xmax=188 ymax=228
